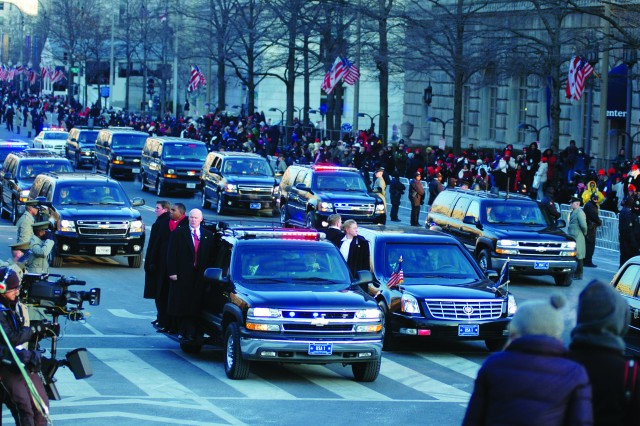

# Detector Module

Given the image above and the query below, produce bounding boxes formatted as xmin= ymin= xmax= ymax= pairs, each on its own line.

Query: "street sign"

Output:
xmin=100 ymin=87 xmax=110 ymax=98
xmin=70 ymin=67 xmax=80 ymax=74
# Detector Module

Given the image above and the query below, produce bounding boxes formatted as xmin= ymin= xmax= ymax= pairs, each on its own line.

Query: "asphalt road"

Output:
xmin=0 ymin=126 xmax=622 ymax=425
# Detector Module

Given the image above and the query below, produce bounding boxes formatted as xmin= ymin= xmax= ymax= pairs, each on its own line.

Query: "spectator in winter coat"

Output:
xmin=581 ymin=180 xmax=605 ymax=206
xmin=463 ymin=294 xmax=593 ymax=426
xmin=570 ymin=280 xmax=640 ymax=425
xmin=533 ymin=156 xmax=548 ymax=200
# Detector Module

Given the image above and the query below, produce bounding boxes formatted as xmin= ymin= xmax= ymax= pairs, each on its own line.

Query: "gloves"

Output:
xmin=16 ymin=350 xmax=42 ymax=372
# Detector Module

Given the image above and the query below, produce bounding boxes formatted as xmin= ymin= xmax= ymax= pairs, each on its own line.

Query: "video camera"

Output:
xmin=21 ymin=273 xmax=100 ymax=321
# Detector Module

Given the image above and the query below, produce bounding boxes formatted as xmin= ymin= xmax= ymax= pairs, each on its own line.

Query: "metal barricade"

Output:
xmin=560 ymin=204 xmax=619 ymax=252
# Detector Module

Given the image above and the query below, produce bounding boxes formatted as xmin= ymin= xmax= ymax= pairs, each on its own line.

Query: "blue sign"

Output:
xmin=341 ymin=123 xmax=353 ymax=133
xmin=100 ymin=86 xmax=110 ymax=98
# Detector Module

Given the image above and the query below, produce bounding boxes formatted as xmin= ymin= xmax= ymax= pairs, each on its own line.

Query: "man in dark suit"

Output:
xmin=339 ymin=219 xmax=370 ymax=276
xmin=144 ymin=200 xmax=171 ymax=330
xmin=323 ymin=214 xmax=344 ymax=247
xmin=167 ymin=208 xmax=215 ymax=342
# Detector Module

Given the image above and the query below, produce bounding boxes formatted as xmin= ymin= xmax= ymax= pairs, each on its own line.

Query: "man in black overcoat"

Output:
xmin=144 ymin=200 xmax=171 ymax=329
xmin=167 ymin=208 xmax=215 ymax=342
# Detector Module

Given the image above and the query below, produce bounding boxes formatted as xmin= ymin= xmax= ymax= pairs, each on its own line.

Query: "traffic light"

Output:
xmin=147 ymin=78 xmax=155 ymax=95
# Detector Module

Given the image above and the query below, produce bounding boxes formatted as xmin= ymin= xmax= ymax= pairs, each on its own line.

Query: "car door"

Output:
xmin=447 ymin=196 xmax=471 ymax=246
xmin=612 ymin=263 xmax=640 ymax=351
xmin=1 ymin=157 xmax=15 ymax=211
xmin=210 ymin=157 xmax=224 ymax=204
xmin=458 ymin=200 xmax=482 ymax=251
xmin=289 ymin=169 xmax=310 ymax=223
xmin=148 ymin=141 xmax=162 ymax=186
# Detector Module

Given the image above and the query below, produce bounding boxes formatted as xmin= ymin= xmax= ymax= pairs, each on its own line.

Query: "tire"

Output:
xmin=128 ymin=254 xmax=142 ymax=268
xmin=139 ymin=173 xmax=147 ymax=192
xmin=224 ymin=322 xmax=250 ymax=380
xmin=49 ymin=250 xmax=63 ymax=268
xmin=156 ymin=180 xmax=165 ymax=197
xmin=485 ymin=338 xmax=508 ymax=352
xmin=280 ymin=203 xmax=289 ymax=225
xmin=216 ymin=193 xmax=226 ymax=215
xmin=554 ymin=273 xmax=573 ymax=287
xmin=352 ymin=356 xmax=381 ymax=382
xmin=10 ymin=200 xmax=19 ymax=225
xmin=180 ymin=339 xmax=203 ymax=354
xmin=201 ymin=188 xmax=211 ymax=209
xmin=305 ymin=211 xmax=317 ymax=229
xmin=477 ymin=249 xmax=492 ymax=273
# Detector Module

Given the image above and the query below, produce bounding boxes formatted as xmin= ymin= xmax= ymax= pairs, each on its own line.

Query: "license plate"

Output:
xmin=132 ymin=168 xmax=140 ymax=173
xmin=250 ymin=203 xmax=261 ymax=209
xmin=458 ymin=324 xmax=479 ymax=337
xmin=95 ymin=246 xmax=111 ymax=255
xmin=186 ymin=183 xmax=196 ymax=189
xmin=534 ymin=261 xmax=549 ymax=270
xmin=308 ymin=343 xmax=333 ymax=355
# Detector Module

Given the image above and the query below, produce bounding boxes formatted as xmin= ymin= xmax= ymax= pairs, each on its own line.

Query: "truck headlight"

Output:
xmin=113 ymin=156 xmax=124 ymax=164
xmin=19 ymin=189 xmax=29 ymax=202
xmin=318 ymin=201 xmax=333 ymax=212
xmin=224 ymin=183 xmax=237 ymax=193
xmin=129 ymin=220 xmax=144 ymax=233
xmin=59 ymin=219 xmax=76 ymax=232
xmin=248 ymin=307 xmax=281 ymax=318
xmin=561 ymin=241 xmax=577 ymax=255
xmin=507 ymin=294 xmax=517 ymax=316
xmin=401 ymin=294 xmax=420 ymax=314
xmin=355 ymin=309 xmax=381 ymax=319
xmin=375 ymin=204 xmax=385 ymax=213
xmin=496 ymin=239 xmax=518 ymax=255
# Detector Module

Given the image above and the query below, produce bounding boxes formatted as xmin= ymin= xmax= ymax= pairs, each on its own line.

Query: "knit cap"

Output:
xmin=509 ymin=293 xmax=566 ymax=340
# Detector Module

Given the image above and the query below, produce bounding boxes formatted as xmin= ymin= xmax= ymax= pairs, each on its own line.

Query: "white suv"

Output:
xmin=33 ymin=128 xmax=69 ymax=156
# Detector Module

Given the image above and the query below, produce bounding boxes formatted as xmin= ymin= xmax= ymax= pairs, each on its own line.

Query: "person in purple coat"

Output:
xmin=463 ymin=293 xmax=593 ymax=426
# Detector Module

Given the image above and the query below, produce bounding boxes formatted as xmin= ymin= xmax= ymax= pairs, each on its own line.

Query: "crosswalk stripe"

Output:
xmin=379 ymin=357 xmax=471 ymax=402
xmin=55 ymin=367 xmax=101 ymax=398
xmin=91 ymin=348 xmax=194 ymax=398
xmin=174 ymin=350 xmax=297 ymax=400
xmin=416 ymin=353 xmax=481 ymax=379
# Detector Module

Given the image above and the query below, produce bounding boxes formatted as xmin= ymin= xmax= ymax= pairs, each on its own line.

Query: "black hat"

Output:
xmin=414 ymin=171 xmax=421 ymax=177
xmin=569 ymin=195 xmax=582 ymax=204
xmin=0 ymin=267 xmax=20 ymax=292
xmin=591 ymin=192 xmax=599 ymax=200
xmin=376 ymin=167 xmax=385 ymax=173
xmin=32 ymin=221 xmax=50 ymax=232
xmin=9 ymin=242 xmax=29 ymax=250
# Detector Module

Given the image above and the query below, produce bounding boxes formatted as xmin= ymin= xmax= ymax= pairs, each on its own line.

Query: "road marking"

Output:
xmin=55 ymin=368 xmax=101 ymax=398
xmin=416 ymin=353 xmax=481 ymax=379
xmin=380 ymin=357 xmax=470 ymax=402
xmin=109 ymin=308 xmax=155 ymax=320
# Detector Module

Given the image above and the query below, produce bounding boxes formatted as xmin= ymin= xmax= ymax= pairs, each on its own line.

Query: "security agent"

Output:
xmin=16 ymin=200 xmax=40 ymax=245
xmin=0 ymin=267 xmax=50 ymax=425
xmin=28 ymin=222 xmax=54 ymax=275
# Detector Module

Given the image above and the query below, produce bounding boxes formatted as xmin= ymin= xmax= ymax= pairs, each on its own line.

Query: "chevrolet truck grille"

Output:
xmin=77 ymin=220 xmax=129 ymax=236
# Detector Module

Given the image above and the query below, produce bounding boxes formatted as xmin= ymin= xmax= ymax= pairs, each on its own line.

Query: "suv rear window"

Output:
xmin=384 ymin=242 xmax=479 ymax=279
xmin=77 ymin=131 xmax=99 ymax=144
xmin=485 ymin=200 xmax=549 ymax=225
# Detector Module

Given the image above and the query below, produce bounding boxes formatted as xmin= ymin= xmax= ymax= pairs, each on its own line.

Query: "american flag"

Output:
xmin=188 ymin=65 xmax=206 ymax=92
xmin=565 ymin=56 xmax=594 ymax=101
xmin=321 ymin=57 xmax=348 ymax=94
xmin=50 ymin=68 xmax=66 ymax=84
xmin=28 ymin=69 xmax=37 ymax=85
xmin=341 ymin=57 xmax=360 ymax=85
xmin=41 ymin=67 xmax=48 ymax=81
xmin=386 ymin=256 xmax=404 ymax=289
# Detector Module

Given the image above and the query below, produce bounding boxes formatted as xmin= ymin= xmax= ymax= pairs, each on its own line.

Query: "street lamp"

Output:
xmin=623 ymin=45 xmax=638 ymax=157
xmin=518 ymin=122 xmax=549 ymax=142
xmin=584 ymin=49 xmax=599 ymax=156
xmin=428 ymin=116 xmax=454 ymax=140
xmin=269 ymin=107 xmax=285 ymax=125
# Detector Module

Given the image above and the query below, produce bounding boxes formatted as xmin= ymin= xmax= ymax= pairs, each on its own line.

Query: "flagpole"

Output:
xmin=108 ymin=7 xmax=115 ymax=110
xmin=172 ymin=0 xmax=179 ymax=117
xmin=597 ymin=3 xmax=610 ymax=163
xmin=352 ymin=0 xmax=361 ymax=134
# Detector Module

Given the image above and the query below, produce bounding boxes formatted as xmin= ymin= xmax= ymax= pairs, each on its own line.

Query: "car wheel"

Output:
xmin=216 ymin=193 xmax=226 ymax=215
xmin=351 ymin=356 xmax=381 ymax=382
xmin=156 ymin=180 xmax=165 ymax=197
xmin=128 ymin=254 xmax=142 ymax=268
xmin=554 ymin=273 xmax=573 ymax=287
xmin=224 ymin=322 xmax=250 ymax=380
xmin=139 ymin=173 xmax=147 ymax=192
xmin=280 ymin=203 xmax=289 ymax=225
xmin=477 ymin=249 xmax=492 ymax=273
xmin=10 ymin=200 xmax=19 ymax=225
xmin=201 ymin=189 xmax=211 ymax=209
xmin=49 ymin=250 xmax=63 ymax=268
xmin=305 ymin=211 xmax=317 ymax=229
xmin=485 ymin=338 xmax=508 ymax=352
xmin=180 ymin=339 xmax=203 ymax=354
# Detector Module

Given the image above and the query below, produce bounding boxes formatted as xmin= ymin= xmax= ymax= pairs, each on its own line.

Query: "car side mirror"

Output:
xmin=209 ymin=167 xmax=220 ymax=174
xmin=103 ymin=141 xmax=109 ymax=147
xmin=130 ymin=197 xmax=145 ymax=207
xmin=152 ymin=151 xmax=159 ymax=158
xmin=486 ymin=270 xmax=499 ymax=282
xmin=204 ymin=267 xmax=229 ymax=289
xmin=3 ymin=172 xmax=12 ymax=180
xmin=295 ymin=183 xmax=311 ymax=192
xmin=70 ymin=138 xmax=77 ymax=142
xmin=463 ymin=215 xmax=476 ymax=225
xmin=556 ymin=219 xmax=566 ymax=228
xmin=352 ymin=270 xmax=373 ymax=287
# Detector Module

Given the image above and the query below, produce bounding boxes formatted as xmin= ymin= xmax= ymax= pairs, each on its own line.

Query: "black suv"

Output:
xmin=186 ymin=227 xmax=383 ymax=382
xmin=94 ymin=128 xmax=147 ymax=179
xmin=279 ymin=164 xmax=386 ymax=228
xmin=28 ymin=172 xmax=146 ymax=268
xmin=1 ymin=149 xmax=73 ymax=224
xmin=66 ymin=127 xmax=100 ymax=169
xmin=427 ymin=189 xmax=577 ymax=286
xmin=358 ymin=226 xmax=516 ymax=351
xmin=200 ymin=152 xmax=277 ymax=216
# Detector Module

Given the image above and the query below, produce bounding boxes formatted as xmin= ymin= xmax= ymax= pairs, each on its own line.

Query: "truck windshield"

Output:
xmin=54 ymin=183 xmax=129 ymax=206
xmin=163 ymin=143 xmax=208 ymax=161
xmin=383 ymin=243 xmax=479 ymax=279
xmin=234 ymin=244 xmax=350 ymax=284
xmin=315 ymin=173 xmax=368 ymax=192
xmin=17 ymin=161 xmax=73 ymax=179
xmin=484 ymin=201 xmax=549 ymax=226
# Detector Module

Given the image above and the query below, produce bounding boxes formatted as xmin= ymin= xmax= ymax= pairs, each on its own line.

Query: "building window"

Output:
xmin=517 ymin=79 xmax=528 ymax=144
xmin=462 ymin=85 xmax=470 ymax=137
xmin=488 ymin=86 xmax=497 ymax=140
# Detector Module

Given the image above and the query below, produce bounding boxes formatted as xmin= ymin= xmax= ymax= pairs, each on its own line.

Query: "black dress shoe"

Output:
xmin=151 ymin=320 xmax=159 ymax=327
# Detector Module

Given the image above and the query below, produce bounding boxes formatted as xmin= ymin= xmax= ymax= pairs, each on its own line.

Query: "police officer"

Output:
xmin=619 ymin=197 xmax=640 ymax=267
xmin=1 ymin=241 xmax=31 ymax=281
xmin=0 ymin=267 xmax=50 ymax=425
xmin=388 ymin=171 xmax=406 ymax=222
xmin=28 ymin=222 xmax=54 ymax=274
xmin=16 ymin=200 xmax=39 ymax=244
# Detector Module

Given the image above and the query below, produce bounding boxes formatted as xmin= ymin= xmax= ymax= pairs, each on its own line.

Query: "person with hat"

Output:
xmin=463 ymin=293 xmax=593 ymax=426
xmin=1 ymin=242 xmax=31 ymax=281
xmin=0 ymin=266 xmax=50 ymax=425
xmin=567 ymin=195 xmax=588 ymax=280
xmin=16 ymin=200 xmax=39 ymax=245
xmin=28 ymin=222 xmax=54 ymax=274
xmin=569 ymin=280 xmax=640 ymax=425
xmin=388 ymin=171 xmax=405 ymax=222
xmin=583 ymin=192 xmax=602 ymax=268
xmin=409 ymin=171 xmax=425 ymax=226
xmin=372 ymin=167 xmax=387 ymax=212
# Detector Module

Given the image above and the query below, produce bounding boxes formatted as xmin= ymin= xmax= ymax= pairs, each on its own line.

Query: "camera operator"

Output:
xmin=28 ymin=222 xmax=54 ymax=275
xmin=0 ymin=267 xmax=50 ymax=426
